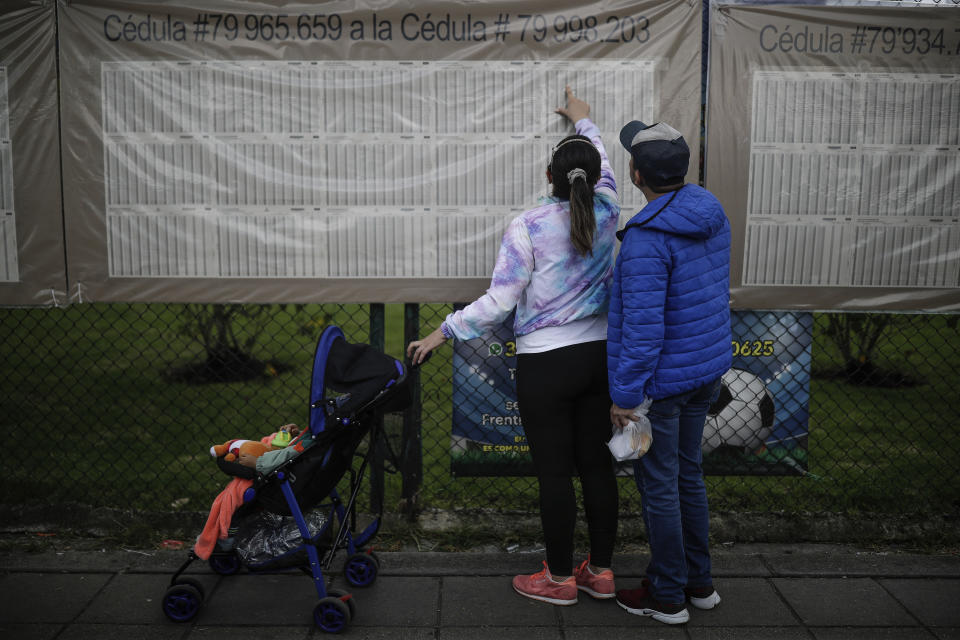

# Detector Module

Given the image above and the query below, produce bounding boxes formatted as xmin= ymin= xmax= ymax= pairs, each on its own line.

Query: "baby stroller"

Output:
xmin=162 ymin=325 xmax=410 ymax=633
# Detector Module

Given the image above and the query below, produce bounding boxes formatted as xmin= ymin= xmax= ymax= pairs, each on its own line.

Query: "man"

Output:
xmin=607 ymin=120 xmax=732 ymax=624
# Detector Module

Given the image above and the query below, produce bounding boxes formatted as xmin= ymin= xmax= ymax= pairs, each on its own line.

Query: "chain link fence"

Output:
xmin=2 ymin=303 xmax=958 ymax=540
xmin=412 ymin=305 xmax=960 ymax=521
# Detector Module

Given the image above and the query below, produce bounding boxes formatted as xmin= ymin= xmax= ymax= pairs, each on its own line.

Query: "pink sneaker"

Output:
xmin=574 ymin=558 xmax=616 ymax=599
xmin=512 ymin=561 xmax=577 ymax=605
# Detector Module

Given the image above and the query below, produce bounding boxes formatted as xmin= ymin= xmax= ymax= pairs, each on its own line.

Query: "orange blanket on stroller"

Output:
xmin=194 ymin=433 xmax=280 ymax=560
xmin=194 ymin=477 xmax=252 ymax=560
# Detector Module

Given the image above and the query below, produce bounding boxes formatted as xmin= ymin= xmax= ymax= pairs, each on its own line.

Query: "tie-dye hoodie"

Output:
xmin=442 ymin=118 xmax=620 ymax=342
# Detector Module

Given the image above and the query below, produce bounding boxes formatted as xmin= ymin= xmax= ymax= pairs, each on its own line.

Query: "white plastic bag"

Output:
xmin=607 ymin=398 xmax=653 ymax=461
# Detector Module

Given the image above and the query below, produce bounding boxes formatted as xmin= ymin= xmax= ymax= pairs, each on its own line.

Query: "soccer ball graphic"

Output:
xmin=702 ymin=368 xmax=775 ymax=454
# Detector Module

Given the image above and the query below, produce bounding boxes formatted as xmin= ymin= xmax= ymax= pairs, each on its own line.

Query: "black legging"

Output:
xmin=517 ymin=340 xmax=618 ymax=575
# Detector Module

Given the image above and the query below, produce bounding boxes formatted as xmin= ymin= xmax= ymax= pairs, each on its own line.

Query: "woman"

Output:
xmin=407 ymin=86 xmax=621 ymax=606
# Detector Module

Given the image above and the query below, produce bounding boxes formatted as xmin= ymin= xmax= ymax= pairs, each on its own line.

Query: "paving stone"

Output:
xmin=608 ymin=554 xmax=651 ymax=577
xmin=79 ymin=573 xmax=215 ymax=625
xmin=565 ymin=626 xmax=687 ymax=639
xmin=687 ymin=628 xmax=812 ymax=640
xmin=686 ymin=577 xmax=798 ymax=627
xmin=346 ymin=576 xmax=440 ymax=627
xmin=441 ymin=576 xmax=557 ymax=626
xmin=881 ymin=578 xmax=960 ymax=627
xmin=195 ymin=573 xmax=323 ymax=626
xmin=811 ymin=627 xmax=936 ymax=639
xmin=592 ymin=548 xmax=770 ymax=579
xmin=2 ymin=546 xmax=960 ymax=638
xmin=772 ymin=577 xmax=915 ymax=627
xmin=185 ymin=626 xmax=311 ymax=640
xmin=384 ymin=552 xmax=538 ymax=577
xmin=709 ymin=552 xmax=771 ymax=577
xmin=765 ymin=551 xmax=960 ymax=578
xmin=555 ymin=592 xmax=624 ymax=627
xmin=57 ymin=623 xmax=197 ymax=640
xmin=323 ymin=628 xmax=434 ymax=640
xmin=439 ymin=626 xmax=563 ymax=640
xmin=0 ymin=623 xmax=63 ymax=640
xmin=0 ymin=573 xmax=111 ymax=624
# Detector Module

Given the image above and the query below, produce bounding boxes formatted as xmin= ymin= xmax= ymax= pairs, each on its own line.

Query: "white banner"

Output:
xmin=0 ymin=1 xmax=65 ymax=306
xmin=59 ymin=0 xmax=702 ymax=303
xmin=707 ymin=3 xmax=960 ymax=311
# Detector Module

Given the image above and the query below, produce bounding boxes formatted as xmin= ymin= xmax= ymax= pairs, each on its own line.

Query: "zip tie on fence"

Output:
xmin=780 ymin=455 xmax=822 ymax=480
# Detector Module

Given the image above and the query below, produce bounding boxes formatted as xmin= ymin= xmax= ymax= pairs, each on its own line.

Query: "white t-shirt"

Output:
xmin=516 ymin=313 xmax=607 ymax=354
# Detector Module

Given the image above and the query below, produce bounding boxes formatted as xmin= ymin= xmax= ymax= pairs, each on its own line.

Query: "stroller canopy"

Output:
xmin=310 ymin=326 xmax=408 ymax=435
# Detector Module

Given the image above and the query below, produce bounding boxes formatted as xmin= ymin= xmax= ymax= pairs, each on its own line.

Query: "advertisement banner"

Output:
xmin=451 ymin=310 xmax=812 ymax=477
xmin=706 ymin=3 xmax=960 ymax=311
xmin=58 ymin=0 xmax=702 ymax=303
xmin=702 ymin=311 xmax=812 ymax=476
xmin=0 ymin=1 xmax=66 ymax=306
xmin=451 ymin=311 xmax=528 ymax=477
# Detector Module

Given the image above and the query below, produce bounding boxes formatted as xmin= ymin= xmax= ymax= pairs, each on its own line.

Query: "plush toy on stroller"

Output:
xmin=162 ymin=325 xmax=411 ymax=633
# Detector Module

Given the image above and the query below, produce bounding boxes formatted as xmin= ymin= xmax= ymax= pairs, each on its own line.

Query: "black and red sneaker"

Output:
xmin=684 ymin=584 xmax=721 ymax=610
xmin=616 ymin=581 xmax=689 ymax=624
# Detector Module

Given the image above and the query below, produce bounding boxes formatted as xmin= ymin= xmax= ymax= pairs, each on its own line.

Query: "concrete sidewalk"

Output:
xmin=1 ymin=543 xmax=959 ymax=639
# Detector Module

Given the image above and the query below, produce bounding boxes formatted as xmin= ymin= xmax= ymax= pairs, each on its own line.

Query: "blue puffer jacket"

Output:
xmin=608 ymin=184 xmax=732 ymax=408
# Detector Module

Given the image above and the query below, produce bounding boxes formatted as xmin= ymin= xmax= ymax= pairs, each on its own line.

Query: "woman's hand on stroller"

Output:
xmin=406 ymin=327 xmax=446 ymax=366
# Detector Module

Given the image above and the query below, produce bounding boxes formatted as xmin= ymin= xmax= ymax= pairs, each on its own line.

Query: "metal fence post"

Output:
xmin=368 ymin=303 xmax=385 ymax=515
xmin=401 ymin=303 xmax=423 ymax=518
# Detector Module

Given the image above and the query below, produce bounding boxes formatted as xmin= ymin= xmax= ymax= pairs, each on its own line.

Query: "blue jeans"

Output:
xmin=633 ymin=378 xmax=721 ymax=604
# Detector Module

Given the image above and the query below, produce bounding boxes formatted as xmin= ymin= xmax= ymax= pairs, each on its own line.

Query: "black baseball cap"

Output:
xmin=619 ymin=120 xmax=690 ymax=188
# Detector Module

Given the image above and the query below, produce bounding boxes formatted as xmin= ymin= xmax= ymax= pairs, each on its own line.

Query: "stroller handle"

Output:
xmin=406 ymin=351 xmax=432 ymax=368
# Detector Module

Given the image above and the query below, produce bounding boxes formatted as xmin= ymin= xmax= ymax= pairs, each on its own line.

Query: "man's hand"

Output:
xmin=610 ymin=403 xmax=640 ymax=429
xmin=555 ymin=85 xmax=590 ymax=123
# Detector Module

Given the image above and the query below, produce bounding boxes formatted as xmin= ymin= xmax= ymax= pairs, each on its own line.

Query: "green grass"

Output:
xmin=2 ymin=303 xmax=366 ymax=511
xmin=2 ymin=305 xmax=958 ymax=523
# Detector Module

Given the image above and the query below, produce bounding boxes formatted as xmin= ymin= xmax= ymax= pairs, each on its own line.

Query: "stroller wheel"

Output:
xmin=314 ymin=596 xmax=351 ymax=633
xmin=209 ymin=552 xmax=241 ymax=576
xmin=172 ymin=577 xmax=206 ymax=601
xmin=326 ymin=588 xmax=356 ymax=620
xmin=343 ymin=552 xmax=379 ymax=588
xmin=162 ymin=583 xmax=203 ymax=622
